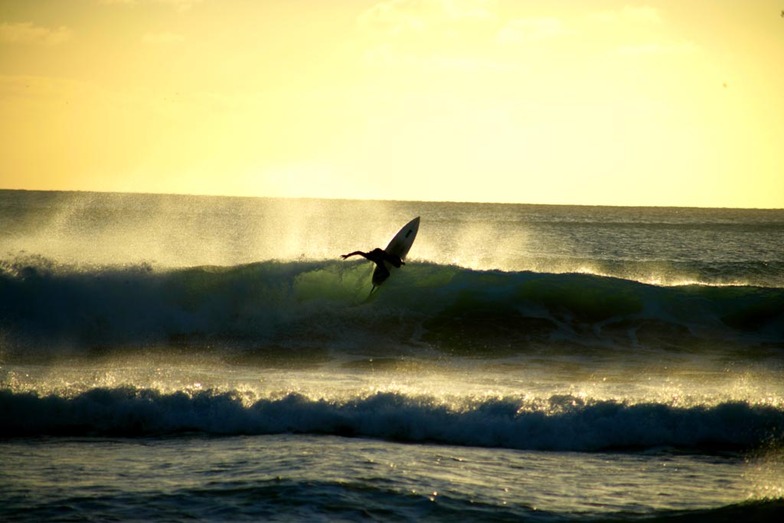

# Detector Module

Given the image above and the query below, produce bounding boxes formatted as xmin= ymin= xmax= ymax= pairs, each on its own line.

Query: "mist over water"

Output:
xmin=3 ymin=190 xmax=783 ymax=285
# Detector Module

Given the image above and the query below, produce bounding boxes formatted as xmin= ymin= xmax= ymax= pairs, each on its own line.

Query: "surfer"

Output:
xmin=341 ymin=248 xmax=404 ymax=286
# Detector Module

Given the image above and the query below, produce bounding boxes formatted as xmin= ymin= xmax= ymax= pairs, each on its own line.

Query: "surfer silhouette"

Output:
xmin=341 ymin=217 xmax=419 ymax=298
xmin=341 ymin=248 xmax=404 ymax=286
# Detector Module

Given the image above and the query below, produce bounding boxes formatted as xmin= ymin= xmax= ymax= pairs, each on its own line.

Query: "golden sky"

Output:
xmin=1 ymin=0 xmax=782 ymax=207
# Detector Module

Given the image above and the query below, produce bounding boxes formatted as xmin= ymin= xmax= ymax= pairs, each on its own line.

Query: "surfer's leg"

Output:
xmin=372 ymin=264 xmax=390 ymax=286
xmin=363 ymin=285 xmax=379 ymax=302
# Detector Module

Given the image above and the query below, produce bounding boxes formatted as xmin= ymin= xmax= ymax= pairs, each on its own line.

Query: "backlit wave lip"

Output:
xmin=1 ymin=387 xmax=783 ymax=452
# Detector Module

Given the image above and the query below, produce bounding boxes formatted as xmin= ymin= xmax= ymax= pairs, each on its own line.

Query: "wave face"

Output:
xmin=2 ymin=387 xmax=783 ymax=452
xmin=2 ymin=257 xmax=783 ymax=360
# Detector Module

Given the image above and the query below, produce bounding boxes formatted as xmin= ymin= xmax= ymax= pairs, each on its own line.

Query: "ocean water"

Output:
xmin=1 ymin=189 xmax=783 ymax=521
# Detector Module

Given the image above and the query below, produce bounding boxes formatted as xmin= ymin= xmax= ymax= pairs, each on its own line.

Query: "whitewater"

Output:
xmin=1 ymin=189 xmax=783 ymax=521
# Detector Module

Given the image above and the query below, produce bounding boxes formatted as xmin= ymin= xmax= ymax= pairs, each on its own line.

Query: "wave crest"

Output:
xmin=2 ymin=257 xmax=783 ymax=360
xmin=2 ymin=387 xmax=783 ymax=452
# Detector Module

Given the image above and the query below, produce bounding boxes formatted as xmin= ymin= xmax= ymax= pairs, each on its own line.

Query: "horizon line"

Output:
xmin=1 ymin=187 xmax=782 ymax=211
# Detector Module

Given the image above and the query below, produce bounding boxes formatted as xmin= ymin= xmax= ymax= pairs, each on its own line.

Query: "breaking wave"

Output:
xmin=2 ymin=387 xmax=782 ymax=452
xmin=2 ymin=256 xmax=783 ymax=361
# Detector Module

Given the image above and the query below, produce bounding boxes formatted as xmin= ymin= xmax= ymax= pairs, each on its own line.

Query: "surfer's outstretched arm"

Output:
xmin=341 ymin=251 xmax=368 ymax=260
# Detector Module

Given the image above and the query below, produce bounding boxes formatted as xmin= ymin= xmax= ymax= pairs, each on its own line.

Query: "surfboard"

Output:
xmin=372 ymin=216 xmax=420 ymax=287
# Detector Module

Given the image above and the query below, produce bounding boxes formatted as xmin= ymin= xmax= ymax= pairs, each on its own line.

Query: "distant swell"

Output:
xmin=2 ymin=258 xmax=783 ymax=360
xmin=2 ymin=388 xmax=782 ymax=452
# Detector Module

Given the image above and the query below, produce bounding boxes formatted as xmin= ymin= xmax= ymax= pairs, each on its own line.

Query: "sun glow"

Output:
xmin=1 ymin=0 xmax=782 ymax=207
